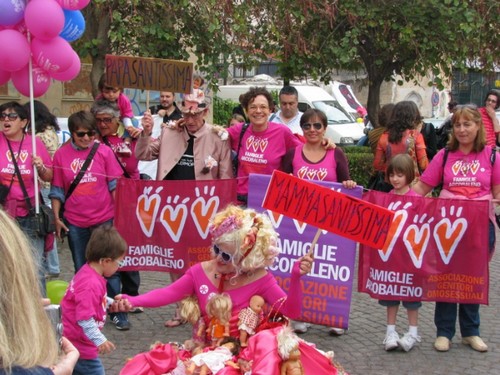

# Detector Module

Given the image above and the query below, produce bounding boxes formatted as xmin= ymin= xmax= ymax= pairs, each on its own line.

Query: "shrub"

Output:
xmin=342 ymin=146 xmax=374 ymax=188
xmin=213 ymin=96 xmax=238 ymax=126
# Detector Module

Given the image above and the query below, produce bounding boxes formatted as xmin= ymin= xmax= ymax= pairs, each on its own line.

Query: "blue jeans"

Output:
xmin=41 ymin=187 xmax=60 ymax=275
xmin=434 ymin=221 xmax=495 ymax=339
xmin=66 ymin=219 xmax=113 ymax=272
xmin=73 ymin=358 xmax=105 ymax=375
xmin=16 ymin=216 xmax=46 ymax=297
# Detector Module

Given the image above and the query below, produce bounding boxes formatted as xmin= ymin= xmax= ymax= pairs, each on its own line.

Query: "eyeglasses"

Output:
xmin=74 ymin=130 xmax=96 ymax=138
xmin=213 ymin=244 xmax=233 ymax=263
xmin=248 ymin=105 xmax=269 ymax=112
xmin=0 ymin=113 xmax=19 ymax=121
xmin=95 ymin=117 xmax=114 ymax=124
xmin=300 ymin=122 xmax=323 ymax=131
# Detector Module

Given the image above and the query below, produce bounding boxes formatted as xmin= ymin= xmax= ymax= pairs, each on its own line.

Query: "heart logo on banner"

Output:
xmin=470 ymin=161 xmax=479 ymax=174
xmin=317 ymin=169 xmax=327 ymax=180
xmin=306 ymin=169 xmax=317 ymax=180
xmin=403 ymin=224 xmax=431 ymax=268
xmin=135 ymin=187 xmax=161 ymax=238
xmin=378 ymin=209 xmax=407 ymax=262
xmin=191 ymin=195 xmax=219 ymax=239
xmin=160 ymin=203 xmax=189 ymax=243
xmin=434 ymin=218 xmax=467 ymax=265
xmin=19 ymin=150 xmax=29 ymax=163
xmin=266 ymin=209 xmax=283 ymax=229
xmin=451 ymin=161 xmax=461 ymax=175
xmin=293 ymin=219 xmax=307 ymax=234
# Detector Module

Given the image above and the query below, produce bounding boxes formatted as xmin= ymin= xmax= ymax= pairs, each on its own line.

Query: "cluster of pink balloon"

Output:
xmin=0 ymin=0 xmax=90 ymax=97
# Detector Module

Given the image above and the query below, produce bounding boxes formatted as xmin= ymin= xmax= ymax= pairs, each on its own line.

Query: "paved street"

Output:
xmin=55 ymin=237 xmax=500 ymax=375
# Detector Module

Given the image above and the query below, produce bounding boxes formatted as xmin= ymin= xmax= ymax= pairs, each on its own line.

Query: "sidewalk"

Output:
xmin=56 ymin=237 xmax=499 ymax=374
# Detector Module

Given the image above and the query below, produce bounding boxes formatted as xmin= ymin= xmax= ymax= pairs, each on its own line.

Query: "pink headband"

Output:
xmin=210 ymin=215 xmax=241 ymax=239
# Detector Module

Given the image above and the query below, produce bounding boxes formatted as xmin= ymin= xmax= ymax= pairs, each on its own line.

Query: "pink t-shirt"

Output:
xmin=228 ymin=122 xmax=302 ymax=195
xmin=52 ymin=141 xmax=123 ymax=227
xmin=61 ymin=264 xmax=107 ymax=360
xmin=126 ymin=262 xmax=302 ymax=339
xmin=0 ymin=134 xmax=52 ymax=217
xmin=292 ymin=146 xmax=337 ymax=181
xmin=101 ymin=136 xmax=140 ymax=180
xmin=419 ymin=146 xmax=500 ymax=198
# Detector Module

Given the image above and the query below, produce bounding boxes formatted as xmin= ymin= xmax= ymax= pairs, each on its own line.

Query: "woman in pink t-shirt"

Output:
xmin=227 ymin=87 xmax=303 ymax=205
xmin=478 ymin=90 xmax=500 ymax=147
xmin=0 ymin=101 xmax=53 ymax=294
xmin=413 ymin=105 xmax=500 ymax=354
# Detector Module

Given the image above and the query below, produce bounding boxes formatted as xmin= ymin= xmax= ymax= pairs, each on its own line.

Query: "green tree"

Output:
xmin=245 ymin=0 xmax=499 ymax=125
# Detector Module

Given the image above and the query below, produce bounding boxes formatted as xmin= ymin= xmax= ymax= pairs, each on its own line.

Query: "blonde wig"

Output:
xmin=0 ymin=209 xmax=58 ymax=371
xmin=179 ymin=295 xmax=201 ymax=325
xmin=210 ymin=205 xmax=279 ymax=274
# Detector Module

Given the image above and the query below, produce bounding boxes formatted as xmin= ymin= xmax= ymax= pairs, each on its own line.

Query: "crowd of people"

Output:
xmin=1 ymin=80 xmax=499 ymax=374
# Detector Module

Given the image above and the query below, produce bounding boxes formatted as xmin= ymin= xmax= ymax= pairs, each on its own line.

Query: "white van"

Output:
xmin=217 ymin=84 xmax=365 ymax=146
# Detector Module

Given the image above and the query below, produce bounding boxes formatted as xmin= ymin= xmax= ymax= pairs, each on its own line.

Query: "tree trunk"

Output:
xmin=366 ymin=75 xmax=383 ymax=128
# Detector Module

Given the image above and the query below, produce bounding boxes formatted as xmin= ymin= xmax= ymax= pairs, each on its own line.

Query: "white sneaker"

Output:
xmin=383 ymin=331 xmax=400 ymax=351
xmin=294 ymin=322 xmax=310 ymax=334
xmin=328 ymin=327 xmax=345 ymax=336
xmin=397 ymin=332 xmax=421 ymax=352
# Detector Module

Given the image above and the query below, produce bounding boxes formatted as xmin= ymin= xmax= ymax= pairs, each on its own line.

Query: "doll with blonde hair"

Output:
xmin=179 ymin=295 xmax=206 ymax=347
xmin=277 ymin=327 xmax=304 ymax=375
xmin=206 ymin=293 xmax=232 ymax=347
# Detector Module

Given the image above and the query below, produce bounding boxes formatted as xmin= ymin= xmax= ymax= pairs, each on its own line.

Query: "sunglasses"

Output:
xmin=213 ymin=244 xmax=233 ymax=263
xmin=0 ymin=113 xmax=20 ymax=121
xmin=95 ymin=117 xmax=114 ymax=124
xmin=74 ymin=130 xmax=96 ymax=138
xmin=113 ymin=258 xmax=125 ymax=267
xmin=300 ymin=122 xmax=323 ymax=131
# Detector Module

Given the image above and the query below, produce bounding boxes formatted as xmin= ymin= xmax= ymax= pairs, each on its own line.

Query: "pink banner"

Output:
xmin=358 ymin=191 xmax=490 ymax=304
xmin=114 ymin=178 xmax=237 ymax=273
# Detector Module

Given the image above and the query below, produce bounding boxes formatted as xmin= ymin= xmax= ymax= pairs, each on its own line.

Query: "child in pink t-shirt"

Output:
xmin=61 ymin=226 xmax=127 ymax=375
xmin=95 ymin=74 xmax=141 ymax=156
xmin=381 ymin=154 xmax=422 ymax=353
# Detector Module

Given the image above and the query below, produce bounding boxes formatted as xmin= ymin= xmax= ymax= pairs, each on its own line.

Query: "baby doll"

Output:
xmin=206 ymin=293 xmax=232 ymax=347
xmin=184 ymin=74 xmax=205 ymax=103
xmin=186 ymin=337 xmax=240 ymax=375
xmin=277 ymin=327 xmax=304 ymax=375
xmin=179 ymin=295 xmax=206 ymax=346
xmin=238 ymin=294 xmax=265 ymax=347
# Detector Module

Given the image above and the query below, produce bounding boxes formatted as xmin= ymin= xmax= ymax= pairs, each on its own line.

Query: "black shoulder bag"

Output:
xmin=232 ymin=122 xmax=250 ymax=177
xmin=7 ymin=138 xmax=55 ymax=236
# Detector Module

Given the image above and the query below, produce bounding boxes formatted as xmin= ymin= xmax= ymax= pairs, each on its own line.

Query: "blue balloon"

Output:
xmin=59 ymin=9 xmax=85 ymax=42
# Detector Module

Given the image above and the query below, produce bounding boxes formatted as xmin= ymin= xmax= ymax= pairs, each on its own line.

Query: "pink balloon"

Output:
xmin=0 ymin=30 xmax=31 ymax=72
xmin=25 ymin=0 xmax=65 ymax=40
xmin=31 ymin=36 xmax=73 ymax=74
xmin=11 ymin=64 xmax=51 ymax=97
xmin=0 ymin=68 xmax=11 ymax=86
xmin=51 ymin=49 xmax=81 ymax=81
xmin=55 ymin=0 xmax=90 ymax=11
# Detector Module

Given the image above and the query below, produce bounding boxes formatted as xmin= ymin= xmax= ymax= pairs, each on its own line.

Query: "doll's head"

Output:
xmin=277 ymin=326 xmax=301 ymax=360
xmin=179 ymin=295 xmax=201 ymax=325
xmin=206 ymin=293 xmax=232 ymax=325
xmin=249 ymin=295 xmax=265 ymax=314
xmin=219 ymin=337 xmax=240 ymax=356
xmin=192 ymin=74 xmax=204 ymax=89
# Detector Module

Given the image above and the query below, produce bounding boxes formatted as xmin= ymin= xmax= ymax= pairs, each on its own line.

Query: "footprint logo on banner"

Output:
xmin=136 ymin=186 xmax=163 ymax=238
xmin=433 ymin=206 xmax=467 ymax=265
xmin=403 ymin=214 xmax=433 ymax=268
xmin=190 ymin=186 xmax=220 ymax=239
xmin=160 ymin=195 xmax=190 ymax=242
xmin=378 ymin=201 xmax=412 ymax=262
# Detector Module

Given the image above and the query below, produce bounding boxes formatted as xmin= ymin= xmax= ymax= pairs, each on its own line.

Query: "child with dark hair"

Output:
xmin=380 ymin=154 xmax=422 ymax=352
xmin=61 ymin=225 xmax=128 ymax=375
xmin=95 ymin=74 xmax=141 ymax=156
